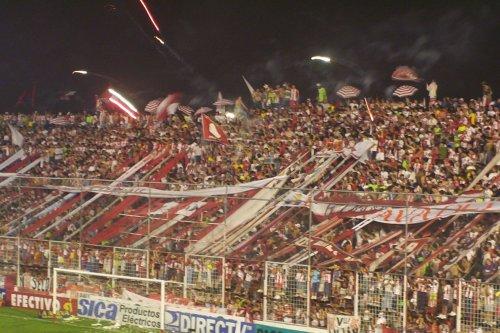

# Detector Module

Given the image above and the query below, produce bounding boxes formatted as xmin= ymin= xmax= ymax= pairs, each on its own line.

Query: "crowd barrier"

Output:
xmin=0 ymin=236 xmax=498 ymax=332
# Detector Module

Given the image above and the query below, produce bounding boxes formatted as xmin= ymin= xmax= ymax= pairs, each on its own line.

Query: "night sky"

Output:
xmin=1 ymin=0 xmax=498 ymax=111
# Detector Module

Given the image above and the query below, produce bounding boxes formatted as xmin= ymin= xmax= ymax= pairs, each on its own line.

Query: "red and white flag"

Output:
xmin=157 ymin=93 xmax=181 ymax=121
xmin=144 ymin=98 xmax=161 ymax=113
xmin=393 ymin=85 xmax=418 ymax=98
xmin=194 ymin=107 xmax=212 ymax=116
xmin=50 ymin=116 xmax=72 ymax=125
xmin=201 ymin=115 xmax=228 ymax=144
xmin=178 ymin=105 xmax=193 ymax=116
xmin=391 ymin=66 xmax=420 ymax=82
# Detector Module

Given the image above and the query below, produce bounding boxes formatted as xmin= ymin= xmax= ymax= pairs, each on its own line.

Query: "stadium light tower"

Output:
xmin=72 ymin=69 xmax=120 ymax=85
xmin=311 ymin=55 xmax=366 ymax=76
xmin=310 ymin=56 xmax=332 ymax=63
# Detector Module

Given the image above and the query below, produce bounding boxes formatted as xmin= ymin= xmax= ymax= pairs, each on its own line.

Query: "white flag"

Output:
xmin=242 ymin=75 xmax=255 ymax=96
xmin=8 ymin=124 xmax=24 ymax=147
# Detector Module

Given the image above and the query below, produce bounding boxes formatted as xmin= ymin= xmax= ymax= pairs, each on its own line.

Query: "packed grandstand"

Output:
xmin=0 ymin=84 xmax=498 ymax=332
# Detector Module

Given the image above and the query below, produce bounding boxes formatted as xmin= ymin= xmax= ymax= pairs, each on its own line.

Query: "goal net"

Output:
xmin=53 ymin=268 xmax=169 ymax=331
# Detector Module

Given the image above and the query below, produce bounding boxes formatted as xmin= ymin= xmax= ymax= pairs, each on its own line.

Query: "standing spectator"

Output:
xmin=317 ymin=83 xmax=327 ymax=104
xmin=290 ymin=85 xmax=300 ymax=109
xmin=252 ymin=89 xmax=263 ymax=109
xmin=282 ymin=84 xmax=291 ymax=108
xmin=426 ymin=80 xmax=438 ymax=105
xmin=481 ymin=81 xmax=493 ymax=107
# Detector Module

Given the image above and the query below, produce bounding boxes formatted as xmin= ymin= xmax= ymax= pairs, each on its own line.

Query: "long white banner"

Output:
xmin=313 ymin=200 xmax=499 ymax=224
xmin=0 ymin=150 xmax=25 ymax=171
xmin=45 ymin=176 xmax=286 ymax=198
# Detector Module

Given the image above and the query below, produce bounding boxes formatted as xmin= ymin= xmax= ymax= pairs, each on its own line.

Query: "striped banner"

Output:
xmin=49 ymin=116 xmax=72 ymax=125
xmin=393 ymin=85 xmax=418 ymax=97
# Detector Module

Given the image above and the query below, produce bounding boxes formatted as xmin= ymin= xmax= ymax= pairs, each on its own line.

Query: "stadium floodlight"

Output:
xmin=109 ymin=97 xmax=138 ymax=119
xmin=108 ymin=88 xmax=139 ymax=114
xmin=154 ymin=36 xmax=165 ymax=45
xmin=310 ymin=56 xmax=331 ymax=63
xmin=72 ymin=70 xmax=122 ymax=85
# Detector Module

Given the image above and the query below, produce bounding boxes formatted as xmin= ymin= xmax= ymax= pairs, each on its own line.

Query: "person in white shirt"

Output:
xmin=426 ymin=80 xmax=438 ymax=105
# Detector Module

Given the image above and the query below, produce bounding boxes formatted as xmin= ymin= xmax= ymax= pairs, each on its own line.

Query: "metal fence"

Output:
xmin=1 ymin=235 xmax=498 ymax=332
xmin=0 ymin=174 xmax=499 ymax=331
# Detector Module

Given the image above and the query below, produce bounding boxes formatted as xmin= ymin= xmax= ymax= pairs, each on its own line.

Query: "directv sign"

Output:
xmin=165 ymin=310 xmax=255 ymax=333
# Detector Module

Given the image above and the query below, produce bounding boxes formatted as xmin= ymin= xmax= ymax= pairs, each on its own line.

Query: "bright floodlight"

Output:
xmin=109 ymin=97 xmax=138 ymax=119
xmin=72 ymin=70 xmax=88 ymax=75
xmin=154 ymin=36 xmax=165 ymax=45
xmin=311 ymin=56 xmax=331 ymax=63
xmin=108 ymin=88 xmax=138 ymax=114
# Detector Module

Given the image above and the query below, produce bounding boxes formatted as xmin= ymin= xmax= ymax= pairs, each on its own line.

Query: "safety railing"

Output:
xmin=1 ymin=235 xmax=498 ymax=332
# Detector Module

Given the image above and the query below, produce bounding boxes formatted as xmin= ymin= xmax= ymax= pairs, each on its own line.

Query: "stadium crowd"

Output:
xmin=1 ymin=82 xmax=499 ymax=331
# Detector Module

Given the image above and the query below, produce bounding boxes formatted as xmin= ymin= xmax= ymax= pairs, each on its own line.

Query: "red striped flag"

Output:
xmin=336 ymin=85 xmax=360 ymax=99
xmin=177 ymin=105 xmax=193 ymax=116
xmin=144 ymin=99 xmax=161 ymax=113
xmin=391 ymin=66 xmax=419 ymax=82
xmin=157 ymin=93 xmax=181 ymax=121
xmin=393 ymin=85 xmax=418 ymax=98
xmin=50 ymin=116 xmax=72 ymax=125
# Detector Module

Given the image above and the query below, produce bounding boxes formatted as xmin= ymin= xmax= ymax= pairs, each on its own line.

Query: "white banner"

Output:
xmin=8 ymin=124 xmax=24 ymax=147
xmin=45 ymin=176 xmax=286 ymax=198
xmin=313 ymin=200 xmax=499 ymax=224
xmin=0 ymin=156 xmax=43 ymax=187
xmin=356 ymin=201 xmax=499 ymax=224
xmin=0 ymin=149 xmax=25 ymax=171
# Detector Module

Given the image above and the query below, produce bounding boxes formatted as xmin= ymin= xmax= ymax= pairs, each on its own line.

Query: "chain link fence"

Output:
xmin=0 ymin=233 xmax=498 ymax=332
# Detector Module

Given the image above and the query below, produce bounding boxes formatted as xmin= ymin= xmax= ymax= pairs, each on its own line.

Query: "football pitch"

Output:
xmin=0 ymin=307 xmax=158 ymax=333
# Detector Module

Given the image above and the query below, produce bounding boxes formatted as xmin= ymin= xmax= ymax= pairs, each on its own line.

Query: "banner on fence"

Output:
xmin=313 ymin=200 xmax=499 ymax=224
xmin=123 ymin=289 xmax=254 ymax=332
xmin=79 ymin=292 xmax=256 ymax=332
xmin=165 ymin=308 xmax=254 ymax=333
xmin=327 ymin=314 xmax=360 ymax=333
xmin=46 ymin=176 xmax=286 ymax=198
xmin=8 ymin=290 xmax=77 ymax=314
xmin=0 ymin=288 xmax=5 ymax=301
xmin=78 ymin=294 xmax=161 ymax=329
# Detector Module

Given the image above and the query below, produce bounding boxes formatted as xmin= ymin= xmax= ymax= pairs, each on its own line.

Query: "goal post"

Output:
xmin=53 ymin=268 xmax=167 ymax=331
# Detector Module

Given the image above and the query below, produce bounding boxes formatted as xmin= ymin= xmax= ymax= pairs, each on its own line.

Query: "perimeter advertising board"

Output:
xmin=77 ymin=293 xmax=331 ymax=333
xmin=7 ymin=290 xmax=77 ymax=314
xmin=78 ymin=294 xmax=255 ymax=332
xmin=77 ymin=295 xmax=161 ymax=329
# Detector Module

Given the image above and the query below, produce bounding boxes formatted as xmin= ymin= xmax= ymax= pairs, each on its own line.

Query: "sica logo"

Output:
xmin=78 ymin=299 xmax=118 ymax=320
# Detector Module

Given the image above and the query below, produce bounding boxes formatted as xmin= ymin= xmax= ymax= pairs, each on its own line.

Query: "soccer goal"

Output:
xmin=52 ymin=268 xmax=172 ymax=331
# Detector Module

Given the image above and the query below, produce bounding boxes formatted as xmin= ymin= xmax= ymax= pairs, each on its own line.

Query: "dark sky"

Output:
xmin=1 ymin=0 xmax=498 ymax=110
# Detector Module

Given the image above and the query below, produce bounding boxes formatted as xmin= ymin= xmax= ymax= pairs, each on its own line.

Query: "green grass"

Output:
xmin=0 ymin=307 xmax=158 ymax=333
